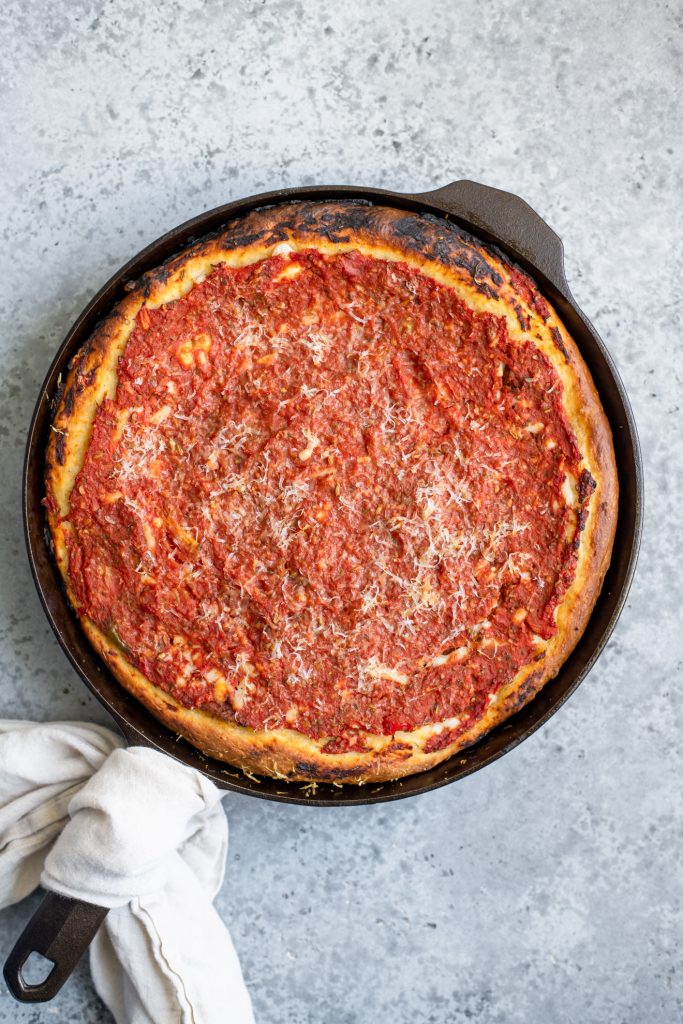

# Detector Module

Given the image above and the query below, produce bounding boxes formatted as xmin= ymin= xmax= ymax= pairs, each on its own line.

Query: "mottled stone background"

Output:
xmin=0 ymin=1 xmax=680 ymax=1021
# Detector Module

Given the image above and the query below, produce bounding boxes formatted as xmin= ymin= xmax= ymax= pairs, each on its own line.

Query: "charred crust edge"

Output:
xmin=550 ymin=325 xmax=572 ymax=361
xmin=214 ymin=200 xmax=513 ymax=298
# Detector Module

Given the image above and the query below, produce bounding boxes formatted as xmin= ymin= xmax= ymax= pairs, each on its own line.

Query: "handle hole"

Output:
xmin=21 ymin=952 xmax=55 ymax=987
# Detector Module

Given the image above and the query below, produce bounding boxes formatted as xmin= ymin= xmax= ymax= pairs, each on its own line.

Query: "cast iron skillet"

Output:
xmin=5 ymin=180 xmax=642 ymax=1002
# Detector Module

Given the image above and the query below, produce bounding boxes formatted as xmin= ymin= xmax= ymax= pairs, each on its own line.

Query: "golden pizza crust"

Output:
xmin=46 ymin=201 xmax=618 ymax=784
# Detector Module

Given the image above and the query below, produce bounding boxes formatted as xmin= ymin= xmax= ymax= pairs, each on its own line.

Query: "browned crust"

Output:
xmin=46 ymin=200 xmax=618 ymax=784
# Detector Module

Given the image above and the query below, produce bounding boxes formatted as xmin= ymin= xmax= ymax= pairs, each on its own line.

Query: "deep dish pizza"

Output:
xmin=45 ymin=201 xmax=618 ymax=783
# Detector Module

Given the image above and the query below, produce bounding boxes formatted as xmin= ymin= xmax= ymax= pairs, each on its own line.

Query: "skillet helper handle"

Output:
xmin=414 ymin=179 xmax=572 ymax=301
xmin=3 ymin=890 xmax=108 ymax=1002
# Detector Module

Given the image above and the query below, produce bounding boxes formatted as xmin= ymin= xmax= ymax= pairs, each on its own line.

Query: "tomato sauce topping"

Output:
xmin=65 ymin=249 xmax=589 ymax=751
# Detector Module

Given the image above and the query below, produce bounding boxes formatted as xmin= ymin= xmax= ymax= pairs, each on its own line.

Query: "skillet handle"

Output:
xmin=413 ymin=179 xmax=572 ymax=301
xmin=3 ymin=891 xmax=108 ymax=1002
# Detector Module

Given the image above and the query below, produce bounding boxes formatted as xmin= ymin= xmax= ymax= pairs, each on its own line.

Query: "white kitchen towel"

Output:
xmin=0 ymin=720 xmax=254 ymax=1024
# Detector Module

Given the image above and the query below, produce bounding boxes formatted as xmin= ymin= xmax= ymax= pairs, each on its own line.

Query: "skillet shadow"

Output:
xmin=0 ymin=283 xmax=119 ymax=728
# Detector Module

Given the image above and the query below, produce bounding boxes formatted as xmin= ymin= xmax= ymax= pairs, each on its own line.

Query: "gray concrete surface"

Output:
xmin=0 ymin=1 xmax=681 ymax=1021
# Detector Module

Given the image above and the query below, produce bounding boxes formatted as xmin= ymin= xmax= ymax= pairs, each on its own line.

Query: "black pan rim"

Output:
xmin=23 ymin=181 xmax=643 ymax=806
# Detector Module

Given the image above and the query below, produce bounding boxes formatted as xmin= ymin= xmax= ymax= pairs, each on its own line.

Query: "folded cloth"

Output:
xmin=0 ymin=720 xmax=254 ymax=1024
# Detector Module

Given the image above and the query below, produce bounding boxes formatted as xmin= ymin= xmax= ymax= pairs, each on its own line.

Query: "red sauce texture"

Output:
xmin=65 ymin=249 xmax=587 ymax=750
